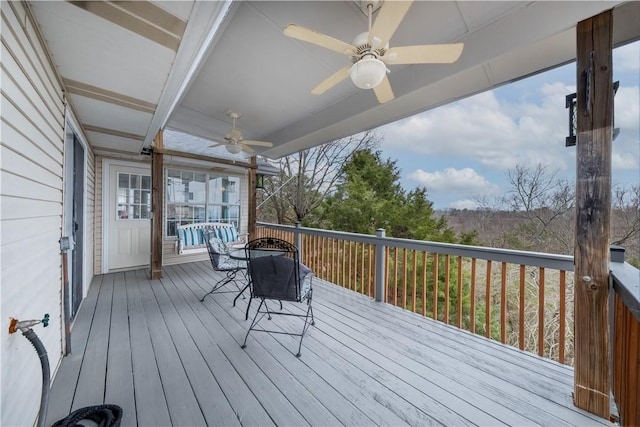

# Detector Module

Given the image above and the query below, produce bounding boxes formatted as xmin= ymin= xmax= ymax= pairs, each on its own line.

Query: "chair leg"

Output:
xmin=244 ymin=296 xmax=253 ymax=320
xmin=296 ymin=298 xmax=314 ymax=357
xmin=241 ymin=299 xmax=265 ymax=349
xmin=233 ymin=283 xmax=250 ymax=307
xmin=201 ymin=269 xmax=242 ymax=302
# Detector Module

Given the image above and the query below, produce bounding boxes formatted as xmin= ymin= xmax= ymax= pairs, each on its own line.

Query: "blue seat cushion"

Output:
xmin=216 ymin=226 xmax=239 ymax=243
xmin=182 ymin=227 xmax=204 ymax=246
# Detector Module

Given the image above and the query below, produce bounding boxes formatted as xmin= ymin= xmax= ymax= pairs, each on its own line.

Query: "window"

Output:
xmin=166 ymin=169 xmax=241 ymax=237
xmin=117 ymin=172 xmax=151 ymax=220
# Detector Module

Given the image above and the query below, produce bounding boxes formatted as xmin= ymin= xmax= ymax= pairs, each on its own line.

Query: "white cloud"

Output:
xmin=615 ymin=86 xmax=639 ymax=131
xmin=612 ymin=152 xmax=638 ymax=170
xmin=614 ymin=42 xmax=640 ymax=73
xmin=406 ymin=167 xmax=496 ymax=194
xmin=449 ymin=199 xmax=479 ymax=210
xmin=381 ymin=85 xmax=571 ymax=172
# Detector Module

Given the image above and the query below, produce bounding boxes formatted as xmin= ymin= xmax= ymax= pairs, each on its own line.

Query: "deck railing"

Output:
xmin=256 ymin=222 xmax=575 ymax=364
xmin=256 ymin=223 xmax=639 ymax=421
xmin=610 ymin=248 xmax=640 ymax=426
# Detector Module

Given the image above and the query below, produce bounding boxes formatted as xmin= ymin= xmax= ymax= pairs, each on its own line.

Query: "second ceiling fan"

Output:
xmin=209 ymin=112 xmax=273 ymax=154
xmin=284 ymin=0 xmax=463 ymax=104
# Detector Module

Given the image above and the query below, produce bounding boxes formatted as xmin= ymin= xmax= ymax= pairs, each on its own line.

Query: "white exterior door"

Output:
xmin=108 ymin=164 xmax=151 ymax=270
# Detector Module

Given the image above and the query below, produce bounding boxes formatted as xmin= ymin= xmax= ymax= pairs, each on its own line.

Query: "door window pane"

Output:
xmin=117 ymin=172 xmax=151 ymax=220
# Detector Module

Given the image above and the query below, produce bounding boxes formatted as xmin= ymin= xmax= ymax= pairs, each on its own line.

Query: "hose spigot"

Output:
xmin=8 ymin=314 xmax=50 ymax=334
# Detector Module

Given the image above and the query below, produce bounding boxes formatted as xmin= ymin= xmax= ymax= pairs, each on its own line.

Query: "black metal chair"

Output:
xmin=241 ymin=237 xmax=314 ymax=357
xmin=200 ymin=229 xmax=247 ymax=302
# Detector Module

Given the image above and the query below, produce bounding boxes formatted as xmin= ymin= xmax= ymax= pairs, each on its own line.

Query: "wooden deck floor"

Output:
xmin=46 ymin=261 xmax=612 ymax=426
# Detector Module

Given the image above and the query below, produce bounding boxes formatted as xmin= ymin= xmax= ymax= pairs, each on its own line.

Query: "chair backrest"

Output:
xmin=204 ymin=229 xmax=228 ymax=270
xmin=245 ymin=238 xmax=302 ymax=301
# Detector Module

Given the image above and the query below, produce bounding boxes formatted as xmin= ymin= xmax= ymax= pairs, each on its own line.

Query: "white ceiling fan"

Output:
xmin=209 ymin=112 xmax=273 ymax=154
xmin=284 ymin=0 xmax=463 ymax=104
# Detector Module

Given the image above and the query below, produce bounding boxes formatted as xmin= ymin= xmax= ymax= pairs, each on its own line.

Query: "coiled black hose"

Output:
xmin=22 ymin=328 xmax=49 ymax=427
xmin=52 ymin=404 xmax=123 ymax=427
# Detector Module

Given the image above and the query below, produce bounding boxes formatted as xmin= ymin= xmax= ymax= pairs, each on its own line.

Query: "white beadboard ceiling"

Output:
xmin=29 ymin=1 xmax=640 ymax=160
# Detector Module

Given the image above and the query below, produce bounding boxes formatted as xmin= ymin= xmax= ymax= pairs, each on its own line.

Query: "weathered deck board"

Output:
xmin=125 ymin=269 xmax=172 ymax=426
xmin=47 ymin=261 xmax=614 ymax=427
xmin=70 ymin=272 xmax=113 ymax=411
xmin=105 ymin=272 xmax=136 ymax=426
xmin=46 ymin=275 xmax=103 ymax=426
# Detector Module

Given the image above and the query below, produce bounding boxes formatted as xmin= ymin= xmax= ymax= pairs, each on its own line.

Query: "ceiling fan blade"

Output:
xmin=384 ymin=43 xmax=464 ymax=64
xmin=369 ymin=0 xmax=413 ymax=48
xmin=208 ymin=143 xmax=224 ymax=148
xmin=242 ymin=140 xmax=273 ymax=147
xmin=311 ymin=66 xmax=351 ymax=95
xmin=374 ymin=75 xmax=394 ymax=104
xmin=284 ymin=24 xmax=356 ymax=55
xmin=241 ymin=145 xmax=255 ymax=154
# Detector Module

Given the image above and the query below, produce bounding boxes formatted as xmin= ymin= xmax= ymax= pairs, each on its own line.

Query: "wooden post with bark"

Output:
xmin=150 ymin=130 xmax=164 ymax=279
xmin=573 ymin=10 xmax=613 ymax=418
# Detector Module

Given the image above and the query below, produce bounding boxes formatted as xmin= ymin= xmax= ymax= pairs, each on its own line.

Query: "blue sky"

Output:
xmin=377 ymin=41 xmax=639 ymax=210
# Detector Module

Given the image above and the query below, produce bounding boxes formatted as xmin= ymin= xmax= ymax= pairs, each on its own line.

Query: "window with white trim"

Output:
xmin=166 ymin=169 xmax=241 ymax=237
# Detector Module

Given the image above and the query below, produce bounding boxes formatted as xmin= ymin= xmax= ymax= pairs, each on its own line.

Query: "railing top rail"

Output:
xmin=610 ymin=261 xmax=640 ymax=321
xmin=257 ymin=222 xmax=574 ymax=271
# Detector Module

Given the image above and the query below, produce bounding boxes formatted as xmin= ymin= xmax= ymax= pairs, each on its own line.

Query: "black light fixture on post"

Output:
xmin=256 ymin=173 xmax=265 ymax=189
xmin=566 ymin=81 xmax=619 ymax=147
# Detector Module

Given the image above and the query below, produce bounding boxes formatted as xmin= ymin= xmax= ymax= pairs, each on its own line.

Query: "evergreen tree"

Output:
xmin=318 ymin=149 xmax=456 ymax=242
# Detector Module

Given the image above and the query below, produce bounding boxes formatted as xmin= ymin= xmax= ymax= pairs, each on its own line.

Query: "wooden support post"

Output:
xmin=150 ymin=131 xmax=164 ymax=279
xmin=248 ymin=156 xmax=257 ymax=241
xmin=573 ymin=10 xmax=613 ymax=419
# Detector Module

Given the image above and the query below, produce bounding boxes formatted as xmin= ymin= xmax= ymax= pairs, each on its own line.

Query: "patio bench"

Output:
xmin=176 ymin=222 xmax=247 ymax=254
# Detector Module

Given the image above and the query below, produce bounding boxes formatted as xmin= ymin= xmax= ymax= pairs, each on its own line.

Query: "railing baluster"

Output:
xmin=433 ymin=253 xmax=439 ymax=320
xmin=457 ymin=256 xmax=463 ymax=328
xmin=486 ymin=260 xmax=492 ymax=338
xmin=360 ymin=242 xmax=365 ymax=295
xmin=470 ymin=258 xmax=476 ymax=334
xmin=538 ymin=267 xmax=545 ymax=357
xmin=393 ymin=248 xmax=398 ymax=306
xmin=350 ymin=240 xmax=355 ymax=292
xmin=332 ymin=238 xmax=336 ymax=284
xmin=444 ymin=255 xmax=450 ymax=325
xmin=519 ymin=264 xmax=525 ymax=351
xmin=412 ymin=251 xmax=417 ymax=313
xmin=501 ymin=262 xmax=507 ymax=344
xmin=401 ymin=248 xmax=407 ymax=309
xmin=342 ymin=240 xmax=347 ymax=289
xmin=559 ymin=270 xmax=566 ymax=364
xmin=422 ymin=252 xmax=427 ymax=316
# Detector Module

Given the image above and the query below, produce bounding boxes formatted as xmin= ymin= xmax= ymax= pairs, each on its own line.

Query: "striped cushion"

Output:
xmin=216 ymin=225 xmax=238 ymax=243
xmin=181 ymin=227 xmax=203 ymax=246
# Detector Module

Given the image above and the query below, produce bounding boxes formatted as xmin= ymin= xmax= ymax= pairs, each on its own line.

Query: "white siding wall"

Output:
xmin=1 ymin=2 xmax=77 ymax=425
xmin=84 ymin=144 xmax=95 ymax=291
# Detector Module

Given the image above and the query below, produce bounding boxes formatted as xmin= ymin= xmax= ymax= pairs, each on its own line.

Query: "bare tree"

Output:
xmin=502 ymin=164 xmax=575 ymax=253
xmin=611 ymin=184 xmax=640 ymax=262
xmin=258 ymin=131 xmax=380 ymax=224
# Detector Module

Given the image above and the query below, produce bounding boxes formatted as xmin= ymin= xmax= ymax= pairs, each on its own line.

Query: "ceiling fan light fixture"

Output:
xmin=350 ymin=57 xmax=386 ymax=89
xmin=225 ymin=143 xmax=243 ymax=154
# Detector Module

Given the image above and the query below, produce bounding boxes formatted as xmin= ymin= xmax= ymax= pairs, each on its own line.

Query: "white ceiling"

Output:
xmin=29 ymin=1 xmax=640 ymax=160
